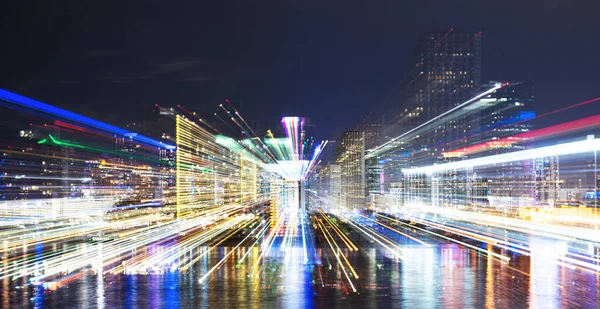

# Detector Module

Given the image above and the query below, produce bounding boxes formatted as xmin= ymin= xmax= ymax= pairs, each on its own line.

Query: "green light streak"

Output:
xmin=48 ymin=134 xmax=86 ymax=149
xmin=41 ymin=134 xmax=162 ymax=164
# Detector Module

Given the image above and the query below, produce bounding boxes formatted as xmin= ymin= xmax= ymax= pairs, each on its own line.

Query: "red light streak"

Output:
xmin=53 ymin=120 xmax=110 ymax=138
xmin=443 ymin=113 xmax=600 ymax=156
xmin=434 ymin=28 xmax=454 ymax=49
xmin=176 ymin=104 xmax=194 ymax=116
xmin=436 ymin=97 xmax=600 ymax=156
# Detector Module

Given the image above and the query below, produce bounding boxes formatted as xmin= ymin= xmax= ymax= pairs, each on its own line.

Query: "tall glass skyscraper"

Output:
xmin=401 ymin=30 xmax=482 ymax=126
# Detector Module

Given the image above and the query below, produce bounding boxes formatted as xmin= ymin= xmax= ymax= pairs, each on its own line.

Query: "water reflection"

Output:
xmin=1 ymin=239 xmax=599 ymax=308
xmin=402 ymin=246 xmax=436 ymax=308
xmin=529 ymin=238 xmax=561 ymax=309
xmin=96 ymin=267 xmax=105 ymax=309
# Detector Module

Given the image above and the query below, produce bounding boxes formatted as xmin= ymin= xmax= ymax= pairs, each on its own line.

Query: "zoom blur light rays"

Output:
xmin=403 ymin=138 xmax=600 ymax=174
xmin=0 ymin=89 xmax=175 ymax=150
xmin=0 ymin=89 xmax=308 ymax=290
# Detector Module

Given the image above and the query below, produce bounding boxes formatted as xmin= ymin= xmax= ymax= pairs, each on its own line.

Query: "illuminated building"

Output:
xmin=337 ymin=131 xmax=365 ymax=210
xmin=329 ymin=164 xmax=342 ymax=209
xmin=360 ymin=113 xmax=385 ymax=150
xmin=301 ymin=118 xmax=316 ymax=141
xmin=365 ymin=157 xmax=382 ymax=195
xmin=477 ymin=81 xmax=536 ymax=156
xmin=126 ymin=106 xmax=181 ymax=203
xmin=392 ymin=30 xmax=481 ymax=167
xmin=534 ymin=156 xmax=560 ymax=204
xmin=371 ymin=30 xmax=484 ymax=197
xmin=469 ymin=174 xmax=489 ymax=206
xmin=307 ymin=164 xmax=341 ymax=212
xmin=365 ymin=157 xmax=384 ymax=209
xmin=399 ymin=30 xmax=481 ymax=125
xmin=360 ymin=114 xmax=385 ymax=203
xmin=0 ymin=125 xmax=84 ymax=201
xmin=473 ymin=82 xmax=537 ymax=206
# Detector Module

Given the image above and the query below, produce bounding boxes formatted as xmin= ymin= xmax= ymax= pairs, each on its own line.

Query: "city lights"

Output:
xmin=1 ymin=10 xmax=599 ymax=308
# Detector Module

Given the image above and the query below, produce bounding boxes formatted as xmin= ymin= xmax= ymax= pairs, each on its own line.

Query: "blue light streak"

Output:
xmin=0 ymin=89 xmax=175 ymax=150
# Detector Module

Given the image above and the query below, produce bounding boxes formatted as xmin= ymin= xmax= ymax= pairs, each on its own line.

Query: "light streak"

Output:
xmin=340 ymin=213 xmax=403 ymax=260
xmin=315 ymin=218 xmax=357 ymax=292
xmin=443 ymin=113 xmax=600 ymax=157
xmin=198 ymin=220 xmax=265 ymax=283
xmin=375 ymin=213 xmax=510 ymax=262
xmin=367 ymin=83 xmax=504 ymax=157
xmin=403 ymin=138 xmax=600 ymax=174
xmin=236 ymin=219 xmax=272 ymax=264
xmin=317 ymin=210 xmax=358 ymax=251
xmin=0 ymin=89 xmax=175 ymax=150
xmin=355 ymin=212 xmax=430 ymax=246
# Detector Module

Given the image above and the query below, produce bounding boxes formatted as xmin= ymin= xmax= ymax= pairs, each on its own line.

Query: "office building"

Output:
xmin=395 ymin=30 xmax=482 ymax=167
xmin=337 ymin=131 xmax=365 ymax=210
xmin=359 ymin=113 xmax=385 ymax=150
xmin=401 ymin=30 xmax=482 ymax=125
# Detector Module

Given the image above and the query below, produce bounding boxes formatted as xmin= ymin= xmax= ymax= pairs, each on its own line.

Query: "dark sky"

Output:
xmin=1 ymin=0 xmax=599 ymax=140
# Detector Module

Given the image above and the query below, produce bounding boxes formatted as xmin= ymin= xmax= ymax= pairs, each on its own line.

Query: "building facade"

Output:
xmin=337 ymin=131 xmax=365 ymax=210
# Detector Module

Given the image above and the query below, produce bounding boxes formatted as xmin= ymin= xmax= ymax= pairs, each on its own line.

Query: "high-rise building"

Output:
xmin=360 ymin=114 xmax=385 ymax=199
xmin=397 ymin=30 xmax=482 ymax=164
xmin=400 ymin=30 xmax=482 ymax=126
xmin=365 ymin=156 xmax=383 ymax=199
xmin=477 ymin=81 xmax=536 ymax=156
xmin=436 ymin=82 xmax=538 ymax=209
xmin=535 ymin=156 xmax=560 ymax=204
xmin=329 ymin=164 xmax=342 ymax=209
xmin=359 ymin=113 xmax=385 ymax=150
xmin=306 ymin=164 xmax=342 ymax=212
xmin=337 ymin=131 xmax=365 ymax=210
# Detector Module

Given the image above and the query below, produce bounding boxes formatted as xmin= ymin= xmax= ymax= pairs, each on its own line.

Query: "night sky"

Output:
xmin=1 ymin=0 xmax=599 ymax=140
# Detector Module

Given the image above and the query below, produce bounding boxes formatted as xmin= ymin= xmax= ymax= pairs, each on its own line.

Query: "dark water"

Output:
xmin=2 ymin=239 xmax=599 ymax=309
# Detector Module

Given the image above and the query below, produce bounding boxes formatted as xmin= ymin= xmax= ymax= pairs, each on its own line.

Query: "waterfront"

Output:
xmin=3 ymin=237 xmax=598 ymax=308
xmin=1 ymin=2 xmax=600 ymax=307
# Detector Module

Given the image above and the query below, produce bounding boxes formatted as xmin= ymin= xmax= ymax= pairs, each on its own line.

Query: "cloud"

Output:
xmin=29 ymin=79 xmax=81 ymax=85
xmin=110 ymin=59 xmax=209 ymax=83
xmin=180 ymin=75 xmax=212 ymax=83
xmin=158 ymin=60 xmax=205 ymax=72
xmin=55 ymin=80 xmax=81 ymax=84
xmin=110 ymin=79 xmax=135 ymax=84
xmin=80 ymin=49 xmax=121 ymax=61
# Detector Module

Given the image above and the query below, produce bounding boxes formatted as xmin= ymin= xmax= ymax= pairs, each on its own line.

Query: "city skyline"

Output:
xmin=1 ymin=1 xmax=599 ymax=140
xmin=1 ymin=2 xmax=600 ymax=308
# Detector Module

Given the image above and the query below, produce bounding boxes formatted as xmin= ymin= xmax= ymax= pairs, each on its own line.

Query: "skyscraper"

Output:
xmin=359 ymin=113 xmax=385 ymax=150
xmin=393 ymin=30 xmax=483 ymax=167
xmin=478 ymin=81 xmax=536 ymax=156
xmin=401 ymin=30 xmax=482 ymax=126
xmin=535 ymin=156 xmax=560 ymax=204
xmin=360 ymin=114 xmax=385 ymax=201
xmin=441 ymin=82 xmax=538 ymax=209
xmin=337 ymin=131 xmax=365 ymax=210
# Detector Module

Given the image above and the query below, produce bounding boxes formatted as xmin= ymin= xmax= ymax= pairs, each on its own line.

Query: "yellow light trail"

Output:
xmin=315 ymin=218 xmax=359 ymax=279
xmin=198 ymin=220 xmax=267 ymax=283
xmin=315 ymin=219 xmax=357 ymax=292
xmin=317 ymin=209 xmax=359 ymax=251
